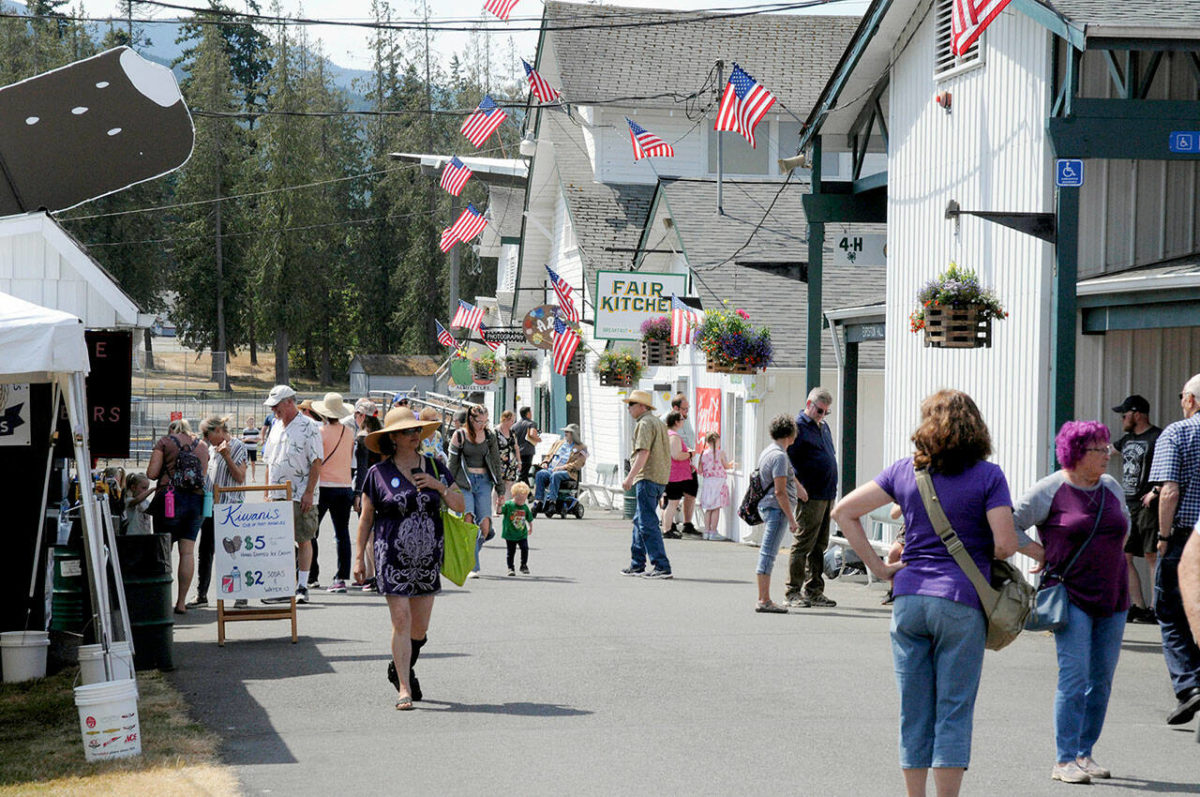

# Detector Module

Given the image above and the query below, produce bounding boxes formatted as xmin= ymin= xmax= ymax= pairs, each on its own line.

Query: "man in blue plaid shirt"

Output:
xmin=1148 ymin=373 xmax=1200 ymax=727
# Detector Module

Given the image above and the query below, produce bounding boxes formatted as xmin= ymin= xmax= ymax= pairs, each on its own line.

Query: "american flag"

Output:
xmin=461 ymin=95 xmax=508 ymax=148
xmin=436 ymin=320 xmax=458 ymax=349
xmin=439 ymin=204 xmax=488 ymax=253
xmin=626 ymin=118 xmax=674 ymax=161
xmin=714 ymin=63 xmax=776 ymax=149
xmin=951 ymin=0 xmax=1011 ymax=55
xmin=450 ymin=300 xmax=484 ymax=332
xmin=670 ymin=295 xmax=702 ymax=346
xmin=523 ymin=60 xmax=560 ymax=103
xmin=552 ymin=317 xmax=580 ymax=376
xmin=483 ymin=0 xmax=520 ymax=20
xmin=439 ymin=156 xmax=473 ymax=196
xmin=478 ymin=322 xmax=501 ymax=352
xmin=545 ymin=265 xmax=580 ymax=323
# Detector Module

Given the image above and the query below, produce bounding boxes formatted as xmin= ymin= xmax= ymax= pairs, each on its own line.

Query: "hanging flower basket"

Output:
xmin=910 ymin=263 xmax=1006 ymax=350
xmin=565 ymin=350 xmax=587 ymax=375
xmin=596 ymin=350 xmax=642 ymax=388
xmin=471 ymin=351 xmax=498 ymax=383
xmin=639 ymin=317 xmax=678 ymax=367
xmin=695 ymin=306 xmax=772 ymax=374
xmin=504 ymin=353 xmax=535 ymax=379
xmin=922 ymin=305 xmax=993 ymax=348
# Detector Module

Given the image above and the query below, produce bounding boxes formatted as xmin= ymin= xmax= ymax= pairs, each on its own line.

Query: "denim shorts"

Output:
xmin=461 ymin=471 xmax=493 ymax=523
xmin=756 ymin=506 xmax=788 ymax=575
xmin=891 ymin=594 xmax=986 ymax=769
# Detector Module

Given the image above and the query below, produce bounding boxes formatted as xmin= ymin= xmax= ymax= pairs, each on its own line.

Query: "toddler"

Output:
xmin=698 ymin=431 xmax=735 ymax=540
xmin=123 ymin=472 xmax=156 ymax=535
xmin=500 ymin=481 xmax=534 ymax=576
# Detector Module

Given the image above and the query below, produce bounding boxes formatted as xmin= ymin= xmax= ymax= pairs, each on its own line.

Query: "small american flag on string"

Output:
xmin=435 ymin=320 xmax=458 ymax=349
xmin=670 ymin=295 xmax=702 ymax=346
xmin=951 ymin=0 xmax=1012 ymax=55
xmin=450 ymin=300 xmax=485 ymax=332
xmin=461 ymin=95 xmax=508 ymax=148
xmin=552 ymin=317 xmax=580 ymax=376
xmin=713 ymin=63 xmax=776 ymax=149
xmin=483 ymin=0 xmax=520 ymax=20
xmin=523 ymin=60 xmax=560 ymax=103
xmin=478 ymin=322 xmax=501 ymax=352
xmin=439 ymin=204 xmax=488 ymax=253
xmin=439 ymin=156 xmax=473 ymax=196
xmin=626 ymin=118 xmax=674 ymax=161
xmin=545 ymin=265 xmax=579 ymax=323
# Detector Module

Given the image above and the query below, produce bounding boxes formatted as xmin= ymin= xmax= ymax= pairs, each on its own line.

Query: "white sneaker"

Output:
xmin=466 ymin=571 xmax=480 ymax=579
xmin=705 ymin=532 xmax=727 ymax=541
xmin=1051 ymin=762 xmax=1091 ymax=784
xmin=1075 ymin=757 xmax=1110 ymax=779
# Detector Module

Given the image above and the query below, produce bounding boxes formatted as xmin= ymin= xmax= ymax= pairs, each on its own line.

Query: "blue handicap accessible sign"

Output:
xmin=1170 ymin=132 xmax=1200 ymax=154
xmin=1056 ymin=159 xmax=1084 ymax=188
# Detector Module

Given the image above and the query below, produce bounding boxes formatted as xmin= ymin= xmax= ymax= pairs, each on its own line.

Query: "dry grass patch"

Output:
xmin=0 ymin=669 xmax=238 ymax=796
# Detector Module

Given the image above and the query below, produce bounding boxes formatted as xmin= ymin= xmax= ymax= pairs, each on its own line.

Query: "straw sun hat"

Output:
xmin=312 ymin=391 xmax=353 ymax=420
xmin=364 ymin=407 xmax=441 ymax=453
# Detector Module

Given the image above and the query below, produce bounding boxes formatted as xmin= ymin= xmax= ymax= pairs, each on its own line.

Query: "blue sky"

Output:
xmin=77 ymin=0 xmax=868 ymax=73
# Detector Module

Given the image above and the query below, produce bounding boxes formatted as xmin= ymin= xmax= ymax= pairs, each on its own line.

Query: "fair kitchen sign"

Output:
xmin=212 ymin=501 xmax=295 ymax=600
xmin=594 ymin=270 xmax=690 ymax=341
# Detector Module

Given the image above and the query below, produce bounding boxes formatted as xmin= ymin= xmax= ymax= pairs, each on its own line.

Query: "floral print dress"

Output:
xmin=496 ymin=428 xmax=520 ymax=482
xmin=364 ymin=458 xmax=454 ymax=596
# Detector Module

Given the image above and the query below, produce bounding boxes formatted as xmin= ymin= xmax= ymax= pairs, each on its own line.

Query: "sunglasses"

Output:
xmin=395 ymin=427 xmax=422 ymax=436
xmin=810 ymin=404 xmax=830 ymax=417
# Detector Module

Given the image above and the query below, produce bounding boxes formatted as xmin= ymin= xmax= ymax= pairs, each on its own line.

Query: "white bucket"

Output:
xmin=74 ymin=678 xmax=142 ymax=762
xmin=0 ymin=630 xmax=50 ymax=683
xmin=78 ymin=642 xmax=136 ymax=686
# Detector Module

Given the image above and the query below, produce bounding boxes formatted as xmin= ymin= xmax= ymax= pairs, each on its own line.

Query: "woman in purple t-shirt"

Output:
xmin=1012 ymin=421 xmax=1130 ymax=784
xmin=832 ymin=390 xmax=1017 ymax=797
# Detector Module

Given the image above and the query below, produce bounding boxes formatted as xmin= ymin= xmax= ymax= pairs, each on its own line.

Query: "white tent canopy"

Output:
xmin=0 ymin=290 xmax=89 ymax=384
xmin=0 ymin=290 xmax=124 ymax=676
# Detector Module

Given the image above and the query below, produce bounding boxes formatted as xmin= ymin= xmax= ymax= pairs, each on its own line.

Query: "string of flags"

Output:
xmin=439 ymin=156 xmax=472 ymax=196
xmin=523 ymin=60 xmax=560 ymax=103
xmin=461 ymin=95 xmax=508 ymax=148
xmin=483 ymin=0 xmax=520 ymax=21
xmin=439 ymin=204 xmax=488 ymax=253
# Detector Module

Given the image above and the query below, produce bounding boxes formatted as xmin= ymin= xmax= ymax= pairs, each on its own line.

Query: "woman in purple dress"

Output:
xmin=353 ymin=407 xmax=464 ymax=710
xmin=832 ymin=390 xmax=1017 ymax=797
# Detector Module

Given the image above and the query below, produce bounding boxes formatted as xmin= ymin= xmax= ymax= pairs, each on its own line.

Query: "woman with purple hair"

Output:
xmin=1013 ymin=421 xmax=1131 ymax=785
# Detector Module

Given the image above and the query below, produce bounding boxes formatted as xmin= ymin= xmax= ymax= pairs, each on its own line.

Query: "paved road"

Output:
xmin=167 ymin=510 xmax=1200 ymax=796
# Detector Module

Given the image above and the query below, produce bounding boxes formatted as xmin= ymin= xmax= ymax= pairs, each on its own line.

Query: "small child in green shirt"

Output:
xmin=501 ymin=482 xmax=534 ymax=576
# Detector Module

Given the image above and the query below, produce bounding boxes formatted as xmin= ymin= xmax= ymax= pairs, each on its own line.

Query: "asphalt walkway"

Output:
xmin=167 ymin=510 xmax=1200 ymax=796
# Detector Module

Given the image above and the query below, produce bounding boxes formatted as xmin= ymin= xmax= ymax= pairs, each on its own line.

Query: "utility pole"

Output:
xmin=716 ymin=60 xmax=724 ymax=216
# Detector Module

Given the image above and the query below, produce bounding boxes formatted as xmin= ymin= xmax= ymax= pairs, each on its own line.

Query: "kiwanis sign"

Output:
xmin=212 ymin=501 xmax=295 ymax=600
xmin=593 ymin=270 xmax=690 ymax=341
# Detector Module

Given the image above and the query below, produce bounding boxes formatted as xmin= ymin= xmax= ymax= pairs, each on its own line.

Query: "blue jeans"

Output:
xmin=630 ymin=480 xmax=670 ymax=572
xmin=1053 ymin=600 xmax=1125 ymax=762
xmin=462 ymin=472 xmax=495 ymax=572
xmin=756 ymin=506 xmax=788 ymax=575
xmin=535 ymin=469 xmax=573 ymax=502
xmin=1155 ymin=532 xmax=1200 ymax=697
xmin=891 ymin=595 xmax=986 ymax=769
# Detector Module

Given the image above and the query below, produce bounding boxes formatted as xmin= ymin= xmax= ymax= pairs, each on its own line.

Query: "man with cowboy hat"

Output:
xmin=533 ymin=424 xmax=588 ymax=515
xmin=261 ymin=385 xmax=324 ymax=604
xmin=621 ymin=390 xmax=673 ymax=579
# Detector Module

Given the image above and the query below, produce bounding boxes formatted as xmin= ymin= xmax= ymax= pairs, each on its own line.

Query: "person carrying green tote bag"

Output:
xmin=429 ymin=459 xmax=478 ymax=587
xmin=354 ymin=406 xmax=466 ymax=711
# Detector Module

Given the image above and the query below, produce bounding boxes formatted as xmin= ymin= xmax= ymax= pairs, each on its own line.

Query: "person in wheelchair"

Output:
xmin=532 ymin=424 xmax=588 ymax=517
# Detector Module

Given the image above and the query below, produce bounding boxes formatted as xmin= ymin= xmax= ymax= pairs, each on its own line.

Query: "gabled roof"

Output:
xmin=350 ymin=354 xmax=442 ymax=377
xmin=1038 ymin=0 xmax=1200 ymax=32
xmin=650 ymin=178 xmax=886 ymax=368
xmin=544 ymin=1 xmax=860 ymax=111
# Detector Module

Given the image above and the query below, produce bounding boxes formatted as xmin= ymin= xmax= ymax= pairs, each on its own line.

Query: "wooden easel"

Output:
xmin=212 ymin=482 xmax=298 ymax=646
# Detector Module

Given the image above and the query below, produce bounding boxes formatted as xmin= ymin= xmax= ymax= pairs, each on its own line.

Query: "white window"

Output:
xmin=933 ymin=0 xmax=982 ymax=79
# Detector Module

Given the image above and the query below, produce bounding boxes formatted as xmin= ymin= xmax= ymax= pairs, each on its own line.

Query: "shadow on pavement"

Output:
xmin=419 ymin=699 xmax=593 ymax=717
xmin=324 ymin=651 xmax=469 ymax=663
xmin=1096 ymin=777 xmax=1200 ymax=793
xmin=671 ymin=577 xmax=751 ymax=585
xmin=1120 ymin=639 xmax=1165 ymax=655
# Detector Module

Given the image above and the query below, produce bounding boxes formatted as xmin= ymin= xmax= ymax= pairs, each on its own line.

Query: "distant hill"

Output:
xmin=0 ymin=0 xmax=371 ymax=103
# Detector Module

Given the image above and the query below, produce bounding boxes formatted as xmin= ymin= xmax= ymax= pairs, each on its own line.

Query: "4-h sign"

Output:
xmin=0 ymin=384 xmax=30 ymax=446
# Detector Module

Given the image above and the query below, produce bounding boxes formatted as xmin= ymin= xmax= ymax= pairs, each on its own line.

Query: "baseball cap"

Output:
xmin=354 ymin=397 xmax=378 ymax=416
xmin=1112 ymin=394 xmax=1150 ymax=414
xmin=264 ymin=384 xmax=297 ymax=408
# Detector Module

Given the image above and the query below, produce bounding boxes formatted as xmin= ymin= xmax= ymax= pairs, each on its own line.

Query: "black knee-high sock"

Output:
xmin=410 ymin=636 xmax=427 ymax=701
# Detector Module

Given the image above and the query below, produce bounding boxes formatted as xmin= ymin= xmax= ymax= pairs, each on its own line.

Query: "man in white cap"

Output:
xmin=261 ymin=385 xmax=324 ymax=604
xmin=620 ymin=390 xmax=672 ymax=579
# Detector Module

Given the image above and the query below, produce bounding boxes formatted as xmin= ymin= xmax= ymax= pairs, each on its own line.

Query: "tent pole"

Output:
xmin=24 ymin=382 xmax=60 ymax=631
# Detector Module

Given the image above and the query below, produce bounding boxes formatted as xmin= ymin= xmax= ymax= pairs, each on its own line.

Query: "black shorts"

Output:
xmin=664 ymin=473 xmax=698 ymax=501
xmin=247 ymin=448 xmax=258 ymax=462
xmin=1124 ymin=501 xmax=1158 ymax=556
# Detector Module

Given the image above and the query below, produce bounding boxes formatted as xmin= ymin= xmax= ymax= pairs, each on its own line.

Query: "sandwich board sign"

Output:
xmin=213 ymin=501 xmax=295 ymax=600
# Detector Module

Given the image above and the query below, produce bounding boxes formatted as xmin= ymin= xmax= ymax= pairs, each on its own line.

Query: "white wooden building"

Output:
xmin=797 ymin=0 xmax=1200 ymax=498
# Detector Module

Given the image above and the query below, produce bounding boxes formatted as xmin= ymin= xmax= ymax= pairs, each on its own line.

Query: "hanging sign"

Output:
xmin=522 ymin=304 xmax=563 ymax=350
xmin=830 ymin=233 xmax=886 ymax=267
xmin=84 ymin=330 xmax=132 ymax=457
xmin=694 ymin=387 xmax=721 ymax=455
xmin=1169 ymin=132 xmax=1200 ymax=154
xmin=0 ymin=384 xmax=30 ymax=446
xmin=213 ymin=501 xmax=296 ymax=600
xmin=593 ymin=270 xmax=690 ymax=341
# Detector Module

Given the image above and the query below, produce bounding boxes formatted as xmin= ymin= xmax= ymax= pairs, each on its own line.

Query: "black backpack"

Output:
xmin=737 ymin=469 xmax=768 ymax=526
xmin=169 ymin=435 xmax=206 ymax=492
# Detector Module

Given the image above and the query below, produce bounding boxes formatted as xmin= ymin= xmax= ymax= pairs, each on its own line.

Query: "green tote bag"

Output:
xmin=428 ymin=458 xmax=478 ymax=587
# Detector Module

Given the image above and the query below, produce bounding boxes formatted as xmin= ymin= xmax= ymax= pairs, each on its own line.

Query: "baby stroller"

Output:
xmin=528 ymin=464 xmax=585 ymax=519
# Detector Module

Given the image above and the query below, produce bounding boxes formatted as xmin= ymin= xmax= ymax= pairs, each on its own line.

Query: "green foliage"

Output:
xmin=910 ymin=263 xmax=1008 ymax=333
xmin=596 ymin=350 xmax=643 ymax=382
